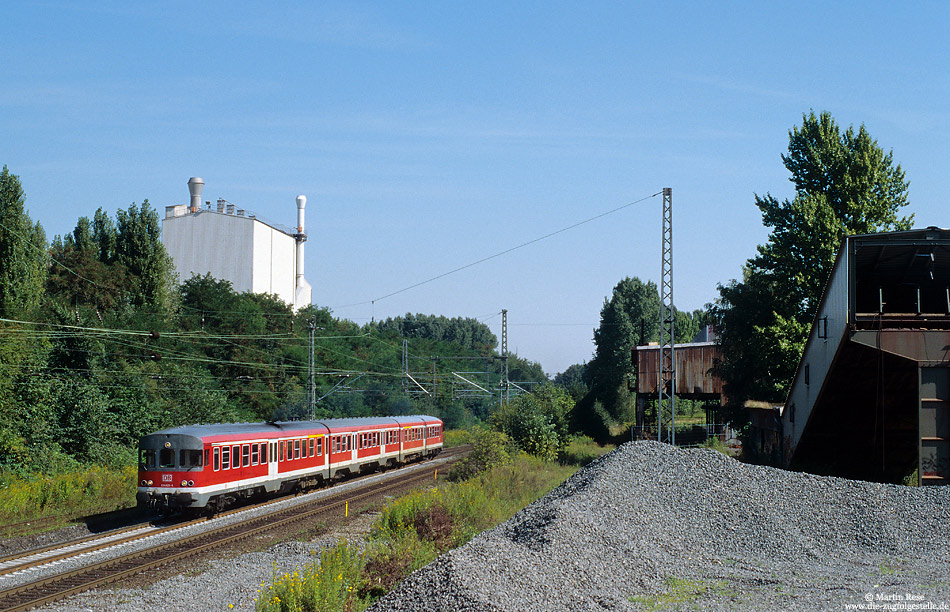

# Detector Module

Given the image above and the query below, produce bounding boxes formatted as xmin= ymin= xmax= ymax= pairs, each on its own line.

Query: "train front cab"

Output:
xmin=137 ymin=432 xmax=207 ymax=511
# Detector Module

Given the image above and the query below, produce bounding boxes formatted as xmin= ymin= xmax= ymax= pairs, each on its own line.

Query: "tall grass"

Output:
xmin=255 ymin=453 xmax=579 ymax=612
xmin=559 ymin=435 xmax=614 ymax=466
xmin=0 ymin=465 xmax=137 ymax=525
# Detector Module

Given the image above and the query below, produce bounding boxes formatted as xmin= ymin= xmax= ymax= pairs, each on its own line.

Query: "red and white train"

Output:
xmin=136 ymin=415 xmax=443 ymax=514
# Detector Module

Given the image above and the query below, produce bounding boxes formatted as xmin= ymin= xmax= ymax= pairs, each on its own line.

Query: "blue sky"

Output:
xmin=3 ymin=1 xmax=949 ymax=375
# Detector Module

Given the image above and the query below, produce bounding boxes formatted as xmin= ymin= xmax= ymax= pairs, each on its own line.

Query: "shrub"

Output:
xmin=491 ymin=385 xmax=573 ymax=459
xmin=448 ymin=426 xmax=513 ymax=481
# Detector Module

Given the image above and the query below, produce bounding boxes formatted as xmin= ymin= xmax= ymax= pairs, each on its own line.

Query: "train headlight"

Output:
xmin=141 ymin=480 xmax=147 ymax=486
xmin=147 ymin=480 xmax=153 ymax=486
xmin=181 ymin=479 xmax=188 ymax=487
xmin=187 ymin=480 xmax=194 ymax=487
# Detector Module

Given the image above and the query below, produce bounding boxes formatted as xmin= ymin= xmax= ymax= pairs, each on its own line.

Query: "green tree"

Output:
xmin=492 ymin=385 xmax=573 ymax=460
xmin=576 ymin=277 xmax=660 ymax=433
xmin=115 ymin=200 xmax=176 ymax=310
xmin=553 ymin=362 xmax=588 ymax=402
xmin=92 ymin=207 xmax=117 ymax=264
xmin=712 ymin=111 xmax=912 ymax=414
xmin=0 ymin=166 xmax=47 ymax=317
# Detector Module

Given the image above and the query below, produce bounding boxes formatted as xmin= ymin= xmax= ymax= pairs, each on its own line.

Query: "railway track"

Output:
xmin=0 ymin=446 xmax=467 ymax=612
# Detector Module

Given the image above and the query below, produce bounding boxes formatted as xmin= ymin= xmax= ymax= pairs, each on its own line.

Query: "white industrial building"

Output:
xmin=161 ymin=177 xmax=312 ymax=311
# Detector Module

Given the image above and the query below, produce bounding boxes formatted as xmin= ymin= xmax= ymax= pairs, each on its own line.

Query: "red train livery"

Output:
xmin=136 ymin=415 xmax=443 ymax=514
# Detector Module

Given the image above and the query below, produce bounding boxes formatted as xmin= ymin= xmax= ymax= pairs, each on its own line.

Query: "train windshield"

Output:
xmin=159 ymin=448 xmax=175 ymax=468
xmin=139 ymin=449 xmax=156 ymax=470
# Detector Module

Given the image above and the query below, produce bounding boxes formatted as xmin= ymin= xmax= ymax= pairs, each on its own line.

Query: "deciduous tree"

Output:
xmin=0 ymin=166 xmax=47 ymax=317
xmin=712 ymin=111 xmax=912 ymax=413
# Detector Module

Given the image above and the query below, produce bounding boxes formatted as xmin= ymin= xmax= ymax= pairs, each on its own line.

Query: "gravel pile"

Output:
xmin=369 ymin=441 xmax=950 ymax=612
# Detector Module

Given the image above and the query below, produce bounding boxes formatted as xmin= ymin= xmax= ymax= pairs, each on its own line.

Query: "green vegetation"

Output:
xmin=628 ymin=576 xmax=736 ymax=610
xmin=254 ymin=443 xmax=585 ymax=612
xmin=710 ymin=111 xmax=912 ymax=427
xmin=699 ymin=435 xmax=731 ymax=456
xmin=492 ymin=385 xmax=573 ymax=460
xmin=447 ymin=426 xmax=514 ymax=481
xmin=0 ymin=165 xmax=551 ymax=525
xmin=0 ymin=465 xmax=136 ymax=525
xmin=558 ymin=434 xmax=614 ymax=466
xmin=568 ymin=276 xmax=704 ymax=442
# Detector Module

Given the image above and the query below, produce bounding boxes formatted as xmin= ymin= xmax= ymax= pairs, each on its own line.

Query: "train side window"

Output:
xmin=222 ymin=446 xmax=231 ymax=470
xmin=243 ymin=444 xmax=250 ymax=467
xmin=232 ymin=445 xmax=240 ymax=468
xmin=180 ymin=449 xmax=202 ymax=468
xmin=204 ymin=449 xmax=210 ymax=466
xmin=309 ymin=438 xmax=315 ymax=456
xmin=159 ymin=448 xmax=175 ymax=468
xmin=280 ymin=440 xmax=286 ymax=462
xmin=294 ymin=439 xmax=301 ymax=460
xmin=301 ymin=439 xmax=308 ymax=459
xmin=213 ymin=447 xmax=220 ymax=471
xmin=316 ymin=438 xmax=323 ymax=456
xmin=251 ymin=444 xmax=259 ymax=465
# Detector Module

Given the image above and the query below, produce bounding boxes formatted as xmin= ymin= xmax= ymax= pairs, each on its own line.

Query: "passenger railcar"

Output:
xmin=136 ymin=415 xmax=443 ymax=514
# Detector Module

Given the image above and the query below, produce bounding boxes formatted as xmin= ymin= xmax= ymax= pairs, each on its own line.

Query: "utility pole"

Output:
xmin=307 ymin=316 xmax=316 ymax=420
xmin=500 ymin=309 xmax=510 ymax=407
xmin=402 ymin=339 xmax=408 ymax=393
xmin=658 ymin=188 xmax=676 ymax=445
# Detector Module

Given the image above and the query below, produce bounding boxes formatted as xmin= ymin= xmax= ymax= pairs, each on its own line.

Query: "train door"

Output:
xmin=268 ymin=440 xmax=278 ymax=478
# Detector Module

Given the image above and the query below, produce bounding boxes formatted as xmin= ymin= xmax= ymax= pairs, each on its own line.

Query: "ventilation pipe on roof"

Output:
xmin=187 ymin=177 xmax=204 ymax=214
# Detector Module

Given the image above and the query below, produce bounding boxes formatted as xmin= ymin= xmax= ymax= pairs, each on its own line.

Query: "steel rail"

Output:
xmin=0 ymin=445 xmax=466 ymax=578
xmin=0 ymin=446 xmax=467 ymax=612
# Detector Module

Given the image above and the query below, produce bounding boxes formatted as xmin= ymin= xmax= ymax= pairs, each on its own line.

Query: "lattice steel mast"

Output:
xmin=658 ymin=188 xmax=676 ymax=444
xmin=500 ymin=309 xmax=510 ymax=406
xmin=307 ymin=316 xmax=316 ymax=420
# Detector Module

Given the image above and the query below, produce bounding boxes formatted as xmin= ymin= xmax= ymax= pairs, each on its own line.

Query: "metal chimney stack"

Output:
xmin=295 ymin=195 xmax=307 ymax=281
xmin=294 ymin=195 xmax=312 ymax=310
xmin=187 ymin=177 xmax=204 ymax=214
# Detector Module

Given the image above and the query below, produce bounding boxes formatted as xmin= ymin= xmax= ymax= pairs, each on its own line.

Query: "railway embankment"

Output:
xmin=369 ymin=441 xmax=950 ymax=612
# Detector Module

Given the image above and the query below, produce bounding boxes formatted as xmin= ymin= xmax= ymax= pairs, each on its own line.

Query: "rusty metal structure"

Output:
xmin=634 ymin=335 xmax=725 ymax=441
xmin=781 ymin=228 xmax=950 ymax=485
xmin=635 ymin=341 xmax=723 ymax=399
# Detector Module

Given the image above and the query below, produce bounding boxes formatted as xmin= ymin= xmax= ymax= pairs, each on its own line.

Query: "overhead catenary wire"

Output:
xmin=0 ymin=218 xmax=109 ymax=291
xmin=334 ymin=191 xmax=662 ymax=309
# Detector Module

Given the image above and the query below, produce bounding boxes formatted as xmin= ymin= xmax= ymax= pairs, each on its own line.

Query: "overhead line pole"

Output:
xmin=308 ymin=316 xmax=316 ymax=420
xmin=501 ymin=309 xmax=510 ymax=407
xmin=658 ymin=188 xmax=676 ymax=445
